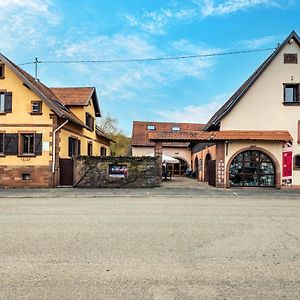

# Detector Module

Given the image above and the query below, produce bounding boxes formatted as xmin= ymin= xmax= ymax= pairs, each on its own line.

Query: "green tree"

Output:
xmin=98 ymin=114 xmax=131 ymax=156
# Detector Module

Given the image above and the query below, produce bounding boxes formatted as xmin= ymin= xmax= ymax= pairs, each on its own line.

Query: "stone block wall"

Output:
xmin=74 ymin=156 xmax=162 ymax=188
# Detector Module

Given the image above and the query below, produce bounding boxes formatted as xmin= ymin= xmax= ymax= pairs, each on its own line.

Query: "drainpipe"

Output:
xmin=52 ymin=120 xmax=69 ymax=174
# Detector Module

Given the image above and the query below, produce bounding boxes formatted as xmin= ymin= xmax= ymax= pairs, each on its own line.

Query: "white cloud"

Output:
xmin=238 ymin=35 xmax=279 ymax=49
xmin=196 ymin=0 xmax=286 ymax=18
xmin=125 ymin=8 xmax=197 ymax=35
xmin=0 ymin=0 xmax=59 ymax=53
xmin=156 ymin=94 xmax=229 ymax=124
xmin=56 ymin=35 xmax=221 ymax=101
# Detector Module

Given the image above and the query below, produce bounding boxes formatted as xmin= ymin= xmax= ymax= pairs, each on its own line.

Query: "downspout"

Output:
xmin=52 ymin=120 xmax=69 ymax=174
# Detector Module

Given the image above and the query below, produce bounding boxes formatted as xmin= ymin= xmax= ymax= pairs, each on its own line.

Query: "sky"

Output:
xmin=1 ymin=0 xmax=300 ymax=135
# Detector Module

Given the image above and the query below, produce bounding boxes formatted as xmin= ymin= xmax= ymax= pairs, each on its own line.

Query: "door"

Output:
xmin=208 ymin=160 xmax=216 ymax=187
xmin=59 ymin=158 xmax=74 ymax=186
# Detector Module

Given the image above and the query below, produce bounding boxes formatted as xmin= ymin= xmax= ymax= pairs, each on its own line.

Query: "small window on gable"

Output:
xmin=31 ymin=101 xmax=42 ymax=114
xmin=284 ymin=53 xmax=298 ymax=64
xmin=284 ymin=84 xmax=299 ymax=103
xmin=294 ymin=155 xmax=300 ymax=169
xmin=147 ymin=125 xmax=156 ymax=130
xmin=0 ymin=64 xmax=5 ymax=79
xmin=172 ymin=126 xmax=181 ymax=131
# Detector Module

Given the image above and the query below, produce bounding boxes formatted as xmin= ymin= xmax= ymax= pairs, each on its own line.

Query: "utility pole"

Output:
xmin=34 ymin=57 xmax=39 ymax=81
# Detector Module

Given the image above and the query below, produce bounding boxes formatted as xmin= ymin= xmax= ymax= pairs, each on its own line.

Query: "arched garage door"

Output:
xmin=229 ymin=150 xmax=275 ymax=187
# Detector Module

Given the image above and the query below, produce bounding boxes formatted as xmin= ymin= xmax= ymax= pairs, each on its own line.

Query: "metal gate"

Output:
xmin=59 ymin=158 xmax=74 ymax=186
xmin=208 ymin=160 xmax=216 ymax=187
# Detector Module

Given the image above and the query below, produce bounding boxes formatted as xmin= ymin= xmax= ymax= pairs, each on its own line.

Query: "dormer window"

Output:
xmin=147 ymin=125 xmax=156 ymax=130
xmin=31 ymin=101 xmax=42 ymax=114
xmin=284 ymin=84 xmax=299 ymax=103
xmin=172 ymin=126 xmax=181 ymax=131
xmin=0 ymin=64 xmax=5 ymax=79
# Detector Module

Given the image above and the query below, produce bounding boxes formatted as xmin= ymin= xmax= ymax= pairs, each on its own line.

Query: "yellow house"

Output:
xmin=0 ymin=53 xmax=112 ymax=188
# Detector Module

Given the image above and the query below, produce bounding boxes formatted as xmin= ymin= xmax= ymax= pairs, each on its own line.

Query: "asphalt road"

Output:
xmin=0 ymin=196 xmax=299 ymax=299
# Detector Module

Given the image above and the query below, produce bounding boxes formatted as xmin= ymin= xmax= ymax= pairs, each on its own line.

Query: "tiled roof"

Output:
xmin=0 ymin=53 xmax=92 ymax=129
xmin=50 ymin=87 xmax=94 ymax=106
xmin=131 ymin=121 xmax=206 ymax=147
xmin=205 ymin=31 xmax=300 ymax=131
xmin=149 ymin=130 xmax=293 ymax=142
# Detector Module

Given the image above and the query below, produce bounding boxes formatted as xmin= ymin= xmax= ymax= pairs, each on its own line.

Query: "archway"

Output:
xmin=228 ymin=148 xmax=278 ymax=187
xmin=167 ymin=157 xmax=188 ymax=176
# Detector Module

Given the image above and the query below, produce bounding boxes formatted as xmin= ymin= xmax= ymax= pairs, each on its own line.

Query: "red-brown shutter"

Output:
xmin=34 ymin=133 xmax=42 ymax=155
xmin=4 ymin=92 xmax=12 ymax=113
xmin=4 ymin=134 xmax=18 ymax=155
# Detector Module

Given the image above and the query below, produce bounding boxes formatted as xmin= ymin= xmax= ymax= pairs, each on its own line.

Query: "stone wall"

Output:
xmin=74 ymin=156 xmax=161 ymax=188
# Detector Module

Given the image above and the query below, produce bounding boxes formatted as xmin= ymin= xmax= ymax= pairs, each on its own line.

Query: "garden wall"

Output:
xmin=74 ymin=156 xmax=161 ymax=188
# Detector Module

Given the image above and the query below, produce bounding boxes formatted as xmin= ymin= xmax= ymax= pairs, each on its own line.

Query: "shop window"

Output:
xmin=100 ymin=146 xmax=107 ymax=156
xmin=31 ymin=101 xmax=42 ymax=114
xmin=284 ymin=53 xmax=298 ymax=64
xmin=294 ymin=155 xmax=300 ymax=169
xmin=87 ymin=142 xmax=93 ymax=156
xmin=147 ymin=125 xmax=156 ymax=130
xmin=284 ymin=84 xmax=299 ymax=103
xmin=0 ymin=92 xmax=12 ymax=113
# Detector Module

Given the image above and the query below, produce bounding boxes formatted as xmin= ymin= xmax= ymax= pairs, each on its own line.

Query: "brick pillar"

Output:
xmin=215 ymin=141 xmax=225 ymax=188
xmin=154 ymin=141 xmax=163 ymax=177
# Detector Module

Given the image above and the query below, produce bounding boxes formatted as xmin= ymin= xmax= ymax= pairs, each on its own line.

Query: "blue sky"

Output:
xmin=2 ymin=0 xmax=300 ymax=135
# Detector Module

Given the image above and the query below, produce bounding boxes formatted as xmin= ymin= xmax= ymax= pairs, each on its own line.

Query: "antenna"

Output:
xmin=34 ymin=57 xmax=39 ymax=81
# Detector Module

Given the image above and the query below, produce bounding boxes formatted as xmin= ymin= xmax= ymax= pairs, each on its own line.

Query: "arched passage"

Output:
xmin=227 ymin=147 xmax=281 ymax=188
xmin=167 ymin=157 xmax=188 ymax=176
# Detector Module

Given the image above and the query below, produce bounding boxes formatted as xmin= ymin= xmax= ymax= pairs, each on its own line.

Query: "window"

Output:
xmin=87 ymin=142 xmax=93 ymax=156
xmin=147 ymin=125 xmax=156 ymax=130
xmin=284 ymin=84 xmax=299 ymax=103
xmin=172 ymin=126 xmax=181 ymax=131
xmin=22 ymin=173 xmax=31 ymax=180
xmin=31 ymin=101 xmax=42 ymax=114
xmin=0 ymin=92 xmax=12 ymax=113
xmin=19 ymin=133 xmax=42 ymax=156
xmin=100 ymin=146 xmax=107 ymax=156
xmin=21 ymin=133 xmax=34 ymax=155
xmin=284 ymin=53 xmax=298 ymax=64
xmin=86 ymin=113 xmax=94 ymax=131
xmin=68 ymin=137 xmax=80 ymax=157
xmin=0 ymin=133 xmax=3 ymax=154
xmin=294 ymin=155 xmax=300 ymax=169
xmin=0 ymin=64 xmax=4 ymax=78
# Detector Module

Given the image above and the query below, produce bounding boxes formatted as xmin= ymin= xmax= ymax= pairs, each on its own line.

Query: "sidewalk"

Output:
xmin=1 ymin=177 xmax=300 ymax=199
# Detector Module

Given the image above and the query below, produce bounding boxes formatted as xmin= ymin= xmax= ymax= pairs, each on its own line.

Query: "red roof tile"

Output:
xmin=131 ymin=121 xmax=206 ymax=147
xmin=149 ymin=130 xmax=293 ymax=142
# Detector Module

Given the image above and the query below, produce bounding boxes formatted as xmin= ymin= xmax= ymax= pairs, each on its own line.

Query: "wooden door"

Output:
xmin=208 ymin=160 xmax=216 ymax=187
xmin=59 ymin=158 xmax=74 ymax=186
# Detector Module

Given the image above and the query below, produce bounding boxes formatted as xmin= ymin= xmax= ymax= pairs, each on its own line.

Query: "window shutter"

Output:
xmin=4 ymin=133 xmax=18 ymax=155
xmin=77 ymin=140 xmax=81 ymax=156
xmin=68 ymin=137 xmax=72 ymax=157
xmin=34 ymin=133 xmax=42 ymax=155
xmin=4 ymin=92 xmax=12 ymax=113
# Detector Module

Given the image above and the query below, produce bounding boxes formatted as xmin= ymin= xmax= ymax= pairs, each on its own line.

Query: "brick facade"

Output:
xmin=0 ymin=166 xmax=51 ymax=188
